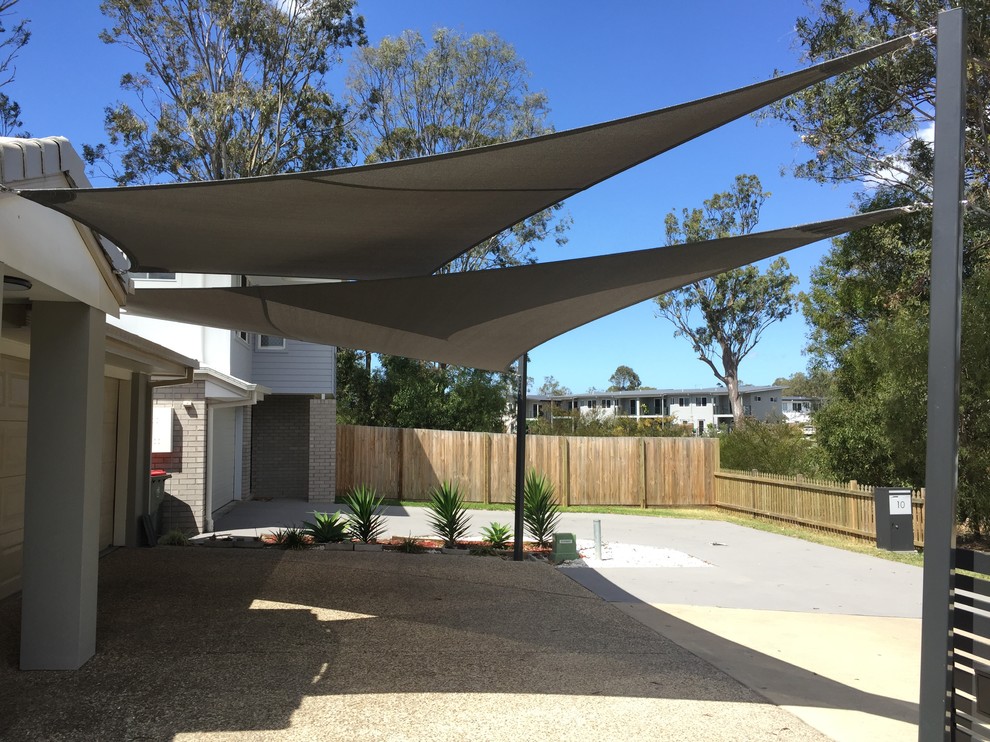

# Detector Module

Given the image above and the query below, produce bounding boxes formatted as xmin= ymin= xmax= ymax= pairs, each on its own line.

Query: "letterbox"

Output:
xmin=874 ymin=487 xmax=914 ymax=551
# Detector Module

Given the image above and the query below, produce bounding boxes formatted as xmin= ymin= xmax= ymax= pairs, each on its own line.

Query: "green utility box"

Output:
xmin=552 ymin=532 xmax=580 ymax=562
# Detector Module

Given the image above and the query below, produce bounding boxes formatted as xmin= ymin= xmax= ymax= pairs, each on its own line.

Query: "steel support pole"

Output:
xmin=919 ymin=8 xmax=966 ymax=740
xmin=513 ymin=353 xmax=528 ymax=562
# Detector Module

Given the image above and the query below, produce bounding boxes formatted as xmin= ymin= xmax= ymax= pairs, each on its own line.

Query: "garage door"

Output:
xmin=0 ymin=356 xmax=29 ymax=600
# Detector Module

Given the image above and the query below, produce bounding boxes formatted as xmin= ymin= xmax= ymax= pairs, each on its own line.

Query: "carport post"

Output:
xmin=20 ymin=302 xmax=105 ymax=670
xmin=513 ymin=353 xmax=527 ymax=561
xmin=919 ymin=7 xmax=966 ymax=740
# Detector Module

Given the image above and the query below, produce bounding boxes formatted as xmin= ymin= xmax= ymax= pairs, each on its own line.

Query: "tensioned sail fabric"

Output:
xmin=125 ymin=208 xmax=910 ymax=371
xmin=16 ymin=36 xmax=913 ymax=280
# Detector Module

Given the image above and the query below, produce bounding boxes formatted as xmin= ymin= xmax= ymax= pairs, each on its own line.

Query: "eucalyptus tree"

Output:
xmin=769 ymin=1 xmax=990 ymax=521
xmin=607 ymin=366 xmax=641 ymax=391
xmin=342 ymin=28 xmax=568 ymax=427
xmin=88 ymin=0 xmax=366 ymax=184
xmin=0 ymin=0 xmax=29 ymax=136
xmin=347 ymin=28 xmax=570 ymax=272
xmin=654 ymin=175 xmax=799 ymax=424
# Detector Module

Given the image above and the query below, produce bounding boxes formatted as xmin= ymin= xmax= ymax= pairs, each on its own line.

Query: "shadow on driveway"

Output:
xmin=0 ymin=547 xmax=836 ymax=740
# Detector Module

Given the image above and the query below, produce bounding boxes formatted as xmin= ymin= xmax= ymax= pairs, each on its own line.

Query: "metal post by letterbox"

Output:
xmin=873 ymin=487 xmax=914 ymax=552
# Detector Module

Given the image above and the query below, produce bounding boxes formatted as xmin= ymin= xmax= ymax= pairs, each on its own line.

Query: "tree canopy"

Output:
xmin=654 ymin=174 xmax=799 ymax=424
xmin=337 ymin=28 xmax=568 ymax=424
xmin=767 ymin=0 xmax=989 ymax=212
xmin=772 ymin=370 xmax=832 ymax=401
xmin=346 ymin=28 xmax=570 ymax=272
xmin=335 ymin=349 xmax=510 ymax=433
xmin=607 ymin=365 xmax=641 ymax=391
xmin=539 ymin=376 xmax=571 ymax=397
xmin=0 ymin=0 xmax=29 ymax=136
xmin=777 ymin=0 xmax=990 ymax=530
xmin=89 ymin=0 xmax=366 ymax=184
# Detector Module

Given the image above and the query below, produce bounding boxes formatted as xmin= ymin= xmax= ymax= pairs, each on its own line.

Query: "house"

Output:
xmin=111 ymin=275 xmax=338 ymax=534
xmin=0 ymin=136 xmax=198 ymax=669
xmin=782 ymin=396 xmax=818 ymax=436
xmin=526 ymin=384 xmax=786 ymax=434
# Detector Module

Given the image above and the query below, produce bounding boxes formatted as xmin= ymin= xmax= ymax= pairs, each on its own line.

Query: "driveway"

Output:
xmin=216 ymin=500 xmax=924 ymax=741
xmin=1 ymin=547 xmax=827 ymax=741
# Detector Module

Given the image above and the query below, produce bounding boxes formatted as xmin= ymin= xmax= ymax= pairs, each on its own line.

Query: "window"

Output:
xmin=654 ymin=398 xmax=662 ymax=414
xmin=235 ymin=330 xmax=250 ymax=345
xmin=678 ymin=397 xmax=686 ymax=407
xmin=755 ymin=396 xmax=762 ymax=402
xmin=130 ymin=272 xmax=176 ymax=280
xmin=605 ymin=399 xmax=612 ymax=409
xmin=257 ymin=334 xmax=285 ymax=350
xmin=589 ymin=400 xmax=598 ymax=409
xmin=699 ymin=397 xmax=708 ymax=407
xmin=770 ymin=397 xmax=776 ymax=402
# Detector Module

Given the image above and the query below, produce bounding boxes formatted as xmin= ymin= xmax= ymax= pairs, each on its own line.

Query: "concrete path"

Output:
xmin=216 ymin=500 xmax=924 ymax=741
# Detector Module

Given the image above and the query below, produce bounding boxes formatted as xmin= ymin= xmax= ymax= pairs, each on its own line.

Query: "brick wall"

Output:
xmin=251 ymin=395 xmax=310 ymax=498
xmin=151 ymin=382 xmax=206 ymax=534
xmin=240 ymin=406 xmax=252 ymax=501
xmin=308 ymin=398 xmax=336 ymax=503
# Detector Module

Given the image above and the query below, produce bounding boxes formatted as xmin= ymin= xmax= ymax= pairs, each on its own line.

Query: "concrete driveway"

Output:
xmin=0 ymin=502 xmax=921 ymax=740
xmin=215 ymin=500 xmax=924 ymax=741
xmin=0 ymin=547 xmax=827 ymax=741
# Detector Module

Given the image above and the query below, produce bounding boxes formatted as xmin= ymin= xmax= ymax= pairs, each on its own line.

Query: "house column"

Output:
xmin=20 ymin=301 xmax=105 ymax=670
xmin=308 ymin=397 xmax=336 ymax=503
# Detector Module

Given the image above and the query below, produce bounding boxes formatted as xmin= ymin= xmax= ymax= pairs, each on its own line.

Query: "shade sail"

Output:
xmin=125 ymin=208 xmax=910 ymax=371
xmin=16 ymin=35 xmax=912 ymax=280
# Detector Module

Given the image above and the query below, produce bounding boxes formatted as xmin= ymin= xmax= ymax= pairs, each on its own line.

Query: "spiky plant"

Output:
xmin=272 ymin=527 xmax=309 ymax=550
xmin=341 ymin=485 xmax=387 ymax=543
xmin=302 ymin=511 xmax=347 ymax=543
xmin=426 ymin=481 xmax=471 ymax=548
xmin=480 ymin=521 xmax=512 ymax=550
xmin=523 ymin=470 xmax=561 ymax=547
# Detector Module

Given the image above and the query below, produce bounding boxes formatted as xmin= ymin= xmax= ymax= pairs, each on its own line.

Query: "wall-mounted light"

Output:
xmin=3 ymin=276 xmax=31 ymax=292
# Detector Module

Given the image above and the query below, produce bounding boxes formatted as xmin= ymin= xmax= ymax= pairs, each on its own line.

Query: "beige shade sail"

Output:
xmin=125 ymin=208 xmax=911 ymax=371
xmin=15 ymin=35 xmax=912 ymax=281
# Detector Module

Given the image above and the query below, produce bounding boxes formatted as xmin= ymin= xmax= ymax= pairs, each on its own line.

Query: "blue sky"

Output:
xmin=7 ymin=1 xmax=866 ymax=392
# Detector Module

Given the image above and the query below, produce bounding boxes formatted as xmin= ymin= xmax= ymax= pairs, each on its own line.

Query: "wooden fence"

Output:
xmin=337 ymin=425 xmax=926 ymax=546
xmin=714 ymin=468 xmax=925 ymax=547
xmin=337 ymin=424 xmax=719 ymax=507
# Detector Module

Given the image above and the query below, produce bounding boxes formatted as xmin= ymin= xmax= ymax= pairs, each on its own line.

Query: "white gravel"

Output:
xmin=556 ymin=539 xmax=711 ymax=569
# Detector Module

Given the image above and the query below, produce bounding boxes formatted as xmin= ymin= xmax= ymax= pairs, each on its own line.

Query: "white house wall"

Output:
xmin=745 ymin=392 xmax=780 ymax=420
xmin=229 ymin=333 xmax=253 ymax=380
xmin=251 ymin=338 xmax=335 ymax=395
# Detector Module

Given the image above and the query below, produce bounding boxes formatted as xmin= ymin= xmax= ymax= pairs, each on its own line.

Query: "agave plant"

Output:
xmin=523 ymin=469 xmax=561 ymax=547
xmin=480 ymin=521 xmax=512 ymax=550
xmin=302 ymin=511 xmax=347 ymax=543
xmin=426 ymin=481 xmax=471 ymax=548
xmin=272 ymin=526 xmax=310 ymax=550
xmin=341 ymin=485 xmax=387 ymax=543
